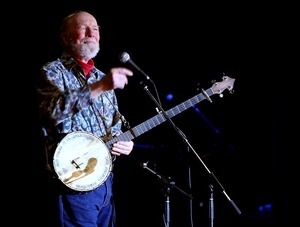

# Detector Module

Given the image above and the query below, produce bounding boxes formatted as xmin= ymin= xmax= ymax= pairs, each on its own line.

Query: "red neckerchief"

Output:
xmin=75 ymin=58 xmax=95 ymax=77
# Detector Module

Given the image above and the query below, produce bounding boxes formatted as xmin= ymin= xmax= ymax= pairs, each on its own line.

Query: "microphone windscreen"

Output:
xmin=119 ymin=52 xmax=130 ymax=63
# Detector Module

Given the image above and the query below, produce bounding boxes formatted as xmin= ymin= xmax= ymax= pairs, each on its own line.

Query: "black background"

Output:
xmin=26 ymin=1 xmax=288 ymax=227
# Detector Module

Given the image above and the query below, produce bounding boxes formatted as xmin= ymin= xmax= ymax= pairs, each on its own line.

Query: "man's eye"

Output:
xmin=78 ymin=26 xmax=86 ymax=30
xmin=77 ymin=26 xmax=99 ymax=31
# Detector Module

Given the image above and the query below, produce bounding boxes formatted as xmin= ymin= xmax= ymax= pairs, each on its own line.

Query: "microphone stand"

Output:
xmin=138 ymin=80 xmax=241 ymax=225
xmin=142 ymin=162 xmax=192 ymax=227
xmin=209 ymin=184 xmax=214 ymax=227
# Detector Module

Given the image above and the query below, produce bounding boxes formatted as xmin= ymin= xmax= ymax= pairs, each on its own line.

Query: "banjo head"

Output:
xmin=53 ymin=131 xmax=112 ymax=192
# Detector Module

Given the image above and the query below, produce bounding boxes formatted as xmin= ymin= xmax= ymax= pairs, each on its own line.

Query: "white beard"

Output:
xmin=70 ymin=41 xmax=100 ymax=60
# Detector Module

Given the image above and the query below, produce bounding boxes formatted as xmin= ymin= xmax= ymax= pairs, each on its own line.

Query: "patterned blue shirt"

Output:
xmin=37 ymin=52 xmax=122 ymax=150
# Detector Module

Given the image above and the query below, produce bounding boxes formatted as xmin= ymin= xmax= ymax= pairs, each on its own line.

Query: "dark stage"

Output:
xmin=27 ymin=1 xmax=288 ymax=226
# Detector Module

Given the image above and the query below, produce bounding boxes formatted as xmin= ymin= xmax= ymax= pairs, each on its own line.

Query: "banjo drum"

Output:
xmin=53 ymin=131 xmax=113 ymax=192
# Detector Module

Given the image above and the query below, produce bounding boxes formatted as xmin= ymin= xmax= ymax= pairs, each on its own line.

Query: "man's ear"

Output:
xmin=61 ymin=34 xmax=70 ymax=46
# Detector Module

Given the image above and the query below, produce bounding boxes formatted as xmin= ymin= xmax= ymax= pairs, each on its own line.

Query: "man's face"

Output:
xmin=64 ymin=12 xmax=100 ymax=60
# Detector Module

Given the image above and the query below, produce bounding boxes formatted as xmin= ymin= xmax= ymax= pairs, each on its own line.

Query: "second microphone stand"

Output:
xmin=141 ymin=162 xmax=192 ymax=227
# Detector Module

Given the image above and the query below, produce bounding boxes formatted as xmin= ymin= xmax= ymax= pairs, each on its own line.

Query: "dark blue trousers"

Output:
xmin=47 ymin=173 xmax=115 ymax=227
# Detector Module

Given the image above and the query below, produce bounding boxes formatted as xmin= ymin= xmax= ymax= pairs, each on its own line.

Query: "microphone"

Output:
xmin=141 ymin=161 xmax=149 ymax=168
xmin=119 ymin=52 xmax=152 ymax=82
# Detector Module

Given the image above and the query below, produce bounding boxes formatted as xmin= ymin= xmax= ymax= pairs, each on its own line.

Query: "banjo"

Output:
xmin=53 ymin=75 xmax=235 ymax=192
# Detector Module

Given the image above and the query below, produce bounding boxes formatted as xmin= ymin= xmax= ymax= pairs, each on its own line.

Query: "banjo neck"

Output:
xmin=105 ymin=75 xmax=235 ymax=148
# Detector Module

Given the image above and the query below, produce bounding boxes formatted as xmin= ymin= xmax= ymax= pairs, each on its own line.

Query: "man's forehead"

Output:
xmin=72 ymin=13 xmax=98 ymax=25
